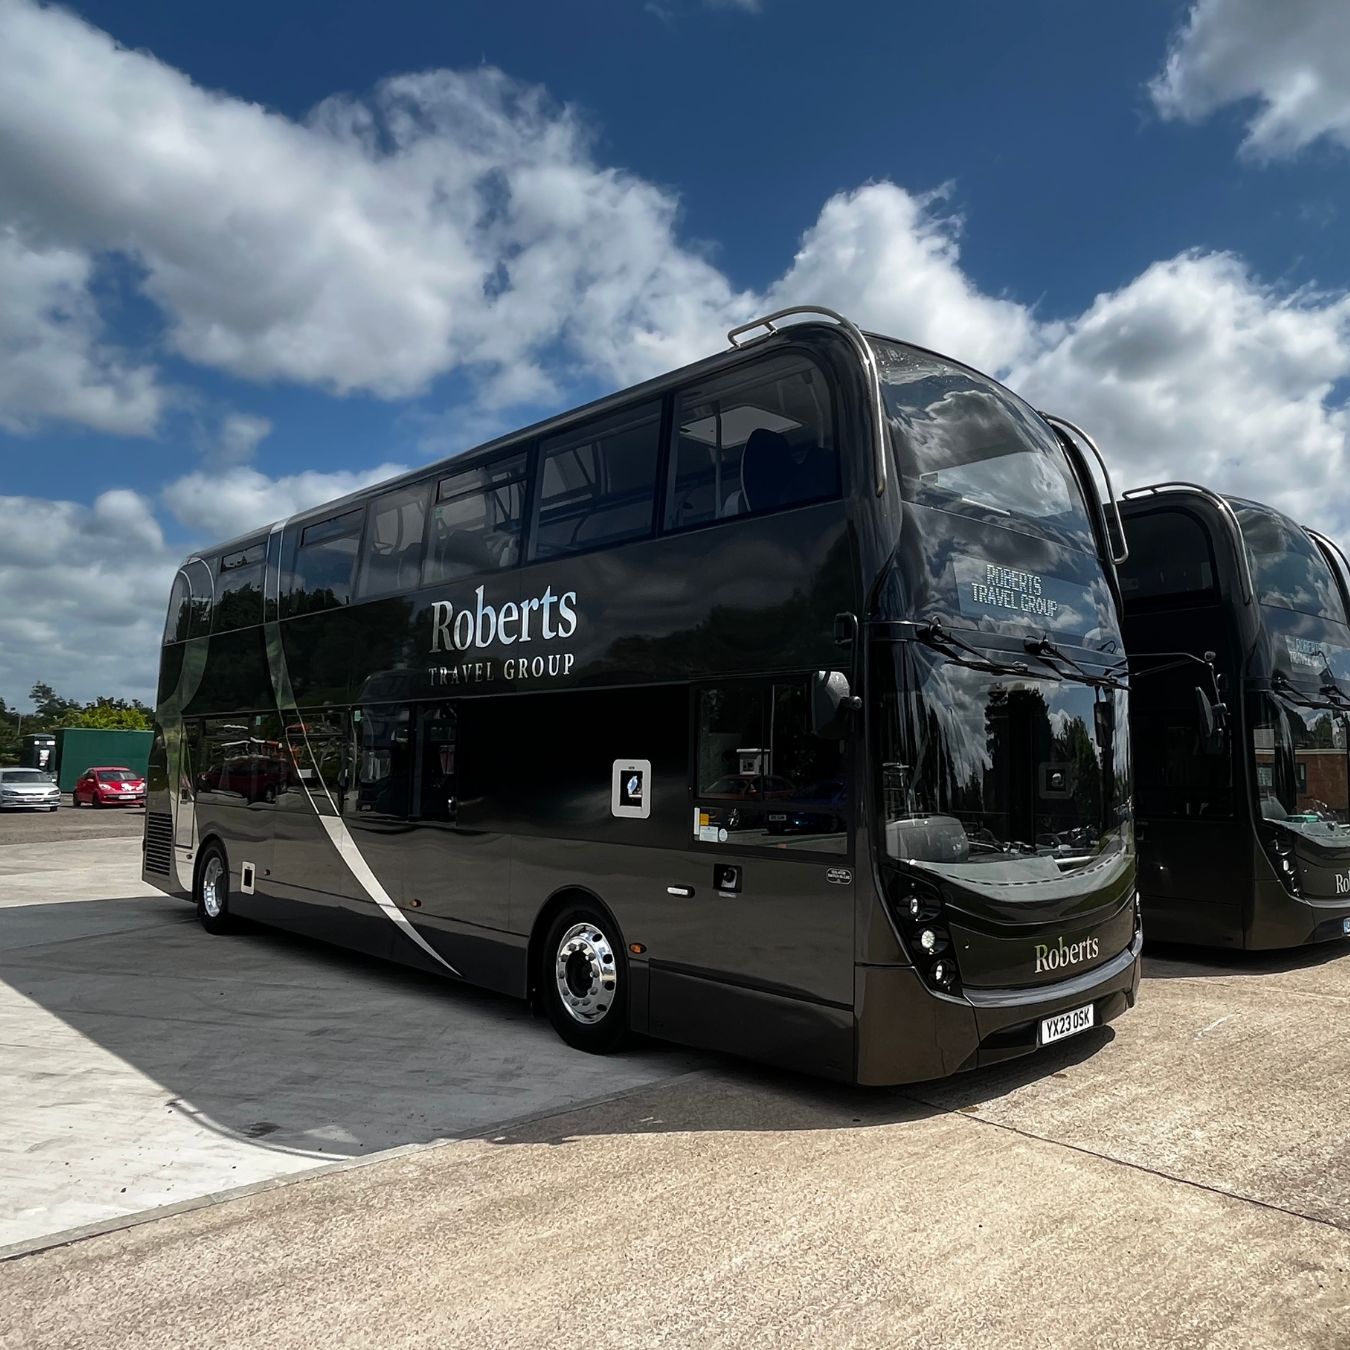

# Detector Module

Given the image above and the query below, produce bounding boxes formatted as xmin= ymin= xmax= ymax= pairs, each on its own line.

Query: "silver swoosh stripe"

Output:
xmin=264 ymin=517 xmax=460 ymax=978
xmin=317 ymin=817 xmax=460 ymax=976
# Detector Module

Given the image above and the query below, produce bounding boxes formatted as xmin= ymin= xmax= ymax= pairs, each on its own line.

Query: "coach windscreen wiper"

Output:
xmin=1023 ymin=636 xmax=1128 ymax=692
xmin=916 ymin=621 xmax=1035 ymax=679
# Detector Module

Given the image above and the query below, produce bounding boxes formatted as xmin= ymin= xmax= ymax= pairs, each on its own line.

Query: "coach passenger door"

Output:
xmin=648 ymin=676 xmax=856 ymax=1076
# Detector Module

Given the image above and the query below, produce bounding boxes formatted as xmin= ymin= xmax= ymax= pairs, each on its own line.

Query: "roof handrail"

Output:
xmin=1120 ymin=481 xmax=1254 ymax=604
xmin=1038 ymin=413 xmax=1128 ymax=566
xmin=727 ymin=306 xmax=888 ymax=497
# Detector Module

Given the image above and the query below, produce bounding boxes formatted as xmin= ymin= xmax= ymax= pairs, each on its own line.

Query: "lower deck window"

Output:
xmin=695 ymin=680 xmax=849 ymax=855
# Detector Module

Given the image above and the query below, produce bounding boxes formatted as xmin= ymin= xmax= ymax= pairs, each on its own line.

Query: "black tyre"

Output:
xmin=46 ymin=805 xmax=58 ymax=813
xmin=195 ymin=843 xmax=237 ymax=935
xmin=540 ymin=903 xmax=631 ymax=1054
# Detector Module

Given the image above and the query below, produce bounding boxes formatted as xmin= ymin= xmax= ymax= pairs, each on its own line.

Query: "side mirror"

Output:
xmin=1195 ymin=687 xmax=1228 ymax=756
xmin=811 ymin=670 xmax=860 ymax=739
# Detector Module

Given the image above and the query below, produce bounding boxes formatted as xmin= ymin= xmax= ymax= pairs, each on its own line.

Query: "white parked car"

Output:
xmin=0 ymin=767 xmax=61 ymax=812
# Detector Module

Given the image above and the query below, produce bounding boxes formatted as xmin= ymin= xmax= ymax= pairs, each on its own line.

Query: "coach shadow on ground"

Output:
xmin=1 ymin=894 xmax=1121 ymax=1162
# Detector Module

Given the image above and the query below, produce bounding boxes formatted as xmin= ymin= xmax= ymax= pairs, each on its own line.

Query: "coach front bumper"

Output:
xmin=853 ymin=930 xmax=1142 ymax=1086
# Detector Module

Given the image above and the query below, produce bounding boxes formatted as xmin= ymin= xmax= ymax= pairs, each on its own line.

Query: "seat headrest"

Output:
xmin=741 ymin=427 xmax=791 ymax=511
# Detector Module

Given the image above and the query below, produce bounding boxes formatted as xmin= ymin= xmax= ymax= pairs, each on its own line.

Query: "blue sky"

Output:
xmin=2 ymin=0 xmax=1350 ymax=704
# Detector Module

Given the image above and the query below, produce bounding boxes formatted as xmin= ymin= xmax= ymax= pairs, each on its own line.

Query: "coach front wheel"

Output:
xmin=195 ymin=843 xmax=237 ymax=935
xmin=541 ymin=905 xmax=631 ymax=1054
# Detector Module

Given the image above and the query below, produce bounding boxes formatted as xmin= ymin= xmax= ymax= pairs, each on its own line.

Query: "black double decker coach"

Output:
xmin=1119 ymin=484 xmax=1350 ymax=949
xmin=144 ymin=308 xmax=1140 ymax=1085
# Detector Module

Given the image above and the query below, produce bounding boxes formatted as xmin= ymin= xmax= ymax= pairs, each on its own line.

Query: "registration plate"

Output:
xmin=1040 ymin=1003 xmax=1094 ymax=1046
xmin=769 ymin=814 xmax=786 ymax=822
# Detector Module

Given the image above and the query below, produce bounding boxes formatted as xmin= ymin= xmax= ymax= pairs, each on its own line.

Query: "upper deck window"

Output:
xmin=214 ymin=542 xmax=265 ymax=632
xmin=287 ymin=508 xmax=363 ymax=615
xmin=425 ymin=453 xmax=527 ymax=585
xmin=1231 ymin=501 xmax=1348 ymax=623
xmin=875 ymin=342 xmax=1097 ymax=553
xmin=1117 ymin=509 xmax=1217 ymax=602
xmin=667 ymin=356 xmax=838 ymax=530
xmin=360 ymin=483 xmax=428 ymax=598
xmin=531 ymin=404 xmax=661 ymax=560
xmin=163 ymin=559 xmax=212 ymax=643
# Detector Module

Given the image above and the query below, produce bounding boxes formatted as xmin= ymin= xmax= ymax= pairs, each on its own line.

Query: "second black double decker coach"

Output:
xmin=1119 ymin=484 xmax=1350 ymax=950
xmin=144 ymin=307 xmax=1140 ymax=1085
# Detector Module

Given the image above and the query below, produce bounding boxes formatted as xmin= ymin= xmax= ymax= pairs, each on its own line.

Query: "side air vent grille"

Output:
xmin=144 ymin=812 xmax=173 ymax=876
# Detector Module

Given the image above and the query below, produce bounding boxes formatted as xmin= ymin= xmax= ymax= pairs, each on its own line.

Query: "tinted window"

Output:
xmin=196 ymin=716 xmax=286 ymax=805
xmin=425 ymin=454 xmax=527 ymax=586
xmin=876 ymin=342 xmax=1096 ymax=551
xmin=214 ymin=542 xmax=265 ymax=632
xmin=532 ymin=404 xmax=661 ymax=559
xmin=360 ymin=484 xmax=428 ymax=599
xmin=1118 ymin=510 xmax=1217 ymax=602
xmin=875 ymin=646 xmax=1132 ymax=867
xmin=1232 ymin=501 xmax=1348 ymax=622
xmin=164 ymin=561 xmax=212 ymax=642
xmin=668 ymin=358 xmax=837 ymax=530
xmin=164 ymin=572 xmax=192 ymax=643
xmin=695 ymin=679 xmax=848 ymax=855
xmin=287 ymin=509 xmax=363 ymax=615
xmin=1133 ymin=707 xmax=1232 ymax=819
xmin=353 ymin=706 xmax=414 ymax=818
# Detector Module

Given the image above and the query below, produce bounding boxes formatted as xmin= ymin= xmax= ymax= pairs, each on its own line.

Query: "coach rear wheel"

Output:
xmin=195 ymin=844 xmax=237 ymax=935
xmin=542 ymin=906 xmax=631 ymax=1054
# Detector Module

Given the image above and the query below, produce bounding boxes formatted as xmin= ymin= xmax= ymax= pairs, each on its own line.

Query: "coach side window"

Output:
xmin=286 ymin=508 xmax=363 ymax=615
xmin=668 ymin=356 xmax=838 ymax=531
xmin=360 ymin=484 xmax=428 ymax=599
xmin=694 ymin=679 xmax=849 ymax=856
xmin=1118 ymin=510 xmax=1217 ymax=602
xmin=214 ymin=542 xmax=266 ymax=633
xmin=164 ymin=559 xmax=213 ymax=642
xmin=425 ymin=454 xmax=528 ymax=586
xmin=530 ymin=402 xmax=661 ymax=560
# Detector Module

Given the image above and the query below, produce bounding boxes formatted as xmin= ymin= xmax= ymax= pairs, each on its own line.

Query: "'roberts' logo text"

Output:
xmin=1336 ymin=873 xmax=1350 ymax=896
xmin=968 ymin=564 xmax=1060 ymax=620
xmin=427 ymin=584 xmax=579 ymax=687
xmin=1034 ymin=935 xmax=1100 ymax=975
xmin=431 ymin=584 xmax=578 ymax=653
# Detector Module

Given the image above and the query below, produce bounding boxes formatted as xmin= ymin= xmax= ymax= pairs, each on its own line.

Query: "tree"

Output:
xmin=57 ymin=700 xmax=152 ymax=731
xmin=30 ymin=682 xmax=79 ymax=723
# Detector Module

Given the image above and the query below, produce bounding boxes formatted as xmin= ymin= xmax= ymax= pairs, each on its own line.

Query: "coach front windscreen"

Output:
xmin=1232 ymin=500 xmax=1350 ymax=846
xmin=869 ymin=342 xmax=1131 ymax=916
xmin=874 ymin=342 xmax=1099 ymax=555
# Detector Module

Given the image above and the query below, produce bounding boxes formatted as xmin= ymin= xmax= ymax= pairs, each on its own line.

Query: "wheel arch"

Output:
xmin=191 ymin=832 xmax=228 ymax=894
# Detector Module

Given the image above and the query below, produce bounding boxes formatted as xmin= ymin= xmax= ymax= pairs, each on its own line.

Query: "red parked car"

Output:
xmin=73 ymin=766 xmax=146 ymax=808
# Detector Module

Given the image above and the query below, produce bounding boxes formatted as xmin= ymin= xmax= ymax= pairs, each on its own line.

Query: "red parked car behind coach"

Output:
xmin=72 ymin=766 xmax=146 ymax=808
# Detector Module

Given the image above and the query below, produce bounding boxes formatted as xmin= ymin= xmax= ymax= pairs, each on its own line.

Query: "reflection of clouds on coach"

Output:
xmin=430 ymin=584 xmax=579 ymax=652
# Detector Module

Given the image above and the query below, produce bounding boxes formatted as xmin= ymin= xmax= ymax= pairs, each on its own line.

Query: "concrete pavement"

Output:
xmin=0 ymin=838 xmax=699 ymax=1253
xmin=2 ymin=823 xmax=1350 ymax=1347
xmin=2 ymin=1068 xmax=1347 ymax=1349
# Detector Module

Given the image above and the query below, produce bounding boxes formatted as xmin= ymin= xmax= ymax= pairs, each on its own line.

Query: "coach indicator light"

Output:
xmin=142 ymin=306 xmax=1139 ymax=1085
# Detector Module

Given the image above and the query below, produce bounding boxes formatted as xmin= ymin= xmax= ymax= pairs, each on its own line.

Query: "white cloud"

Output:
xmin=215 ymin=413 xmax=273 ymax=466
xmin=162 ymin=462 xmax=409 ymax=542
xmin=1012 ymin=251 xmax=1350 ymax=534
xmin=766 ymin=184 xmax=1037 ymax=375
xmin=0 ymin=1 xmax=749 ymax=405
xmin=0 ymin=489 xmax=173 ymax=705
xmin=1152 ymin=0 xmax=1350 ymax=157
xmin=0 ymin=227 xmax=162 ymax=435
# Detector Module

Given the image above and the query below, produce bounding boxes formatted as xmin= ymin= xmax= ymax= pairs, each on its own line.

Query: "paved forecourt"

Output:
xmin=0 ymin=833 xmax=701 ymax=1253
xmin=2 ymin=817 xmax=1350 ymax=1347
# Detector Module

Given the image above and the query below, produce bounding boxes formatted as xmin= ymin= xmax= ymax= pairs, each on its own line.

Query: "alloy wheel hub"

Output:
xmin=553 ymin=923 xmax=617 ymax=1024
